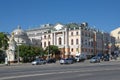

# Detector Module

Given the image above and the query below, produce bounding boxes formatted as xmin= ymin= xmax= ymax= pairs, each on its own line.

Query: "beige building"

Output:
xmin=26 ymin=22 xmax=114 ymax=58
xmin=111 ymin=27 xmax=120 ymax=49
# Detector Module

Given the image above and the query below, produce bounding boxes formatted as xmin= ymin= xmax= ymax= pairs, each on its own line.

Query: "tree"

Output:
xmin=18 ymin=45 xmax=44 ymax=62
xmin=45 ymin=45 xmax=60 ymax=59
xmin=0 ymin=32 xmax=9 ymax=50
xmin=0 ymin=32 xmax=9 ymax=63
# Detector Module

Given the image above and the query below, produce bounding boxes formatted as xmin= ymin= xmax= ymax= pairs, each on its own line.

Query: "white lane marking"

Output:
xmin=0 ymin=70 xmax=92 ymax=80
xmin=1 ymin=67 xmax=120 ymax=80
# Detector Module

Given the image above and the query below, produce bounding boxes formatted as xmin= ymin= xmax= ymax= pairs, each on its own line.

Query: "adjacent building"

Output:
xmin=111 ymin=27 xmax=120 ymax=50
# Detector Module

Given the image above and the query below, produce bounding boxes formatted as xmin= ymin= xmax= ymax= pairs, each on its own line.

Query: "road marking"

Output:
xmin=0 ymin=70 xmax=92 ymax=80
xmin=1 ymin=67 xmax=120 ymax=80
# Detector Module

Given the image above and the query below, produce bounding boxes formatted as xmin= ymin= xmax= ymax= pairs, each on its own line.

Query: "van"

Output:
xmin=75 ymin=53 xmax=87 ymax=62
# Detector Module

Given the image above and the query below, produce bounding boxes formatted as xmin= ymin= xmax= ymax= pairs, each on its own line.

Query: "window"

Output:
xmin=48 ymin=35 xmax=50 ymax=38
xmin=76 ymin=39 xmax=78 ymax=44
xmin=76 ymin=32 xmax=78 ymax=35
xmin=58 ymin=37 xmax=62 ymax=45
xmin=71 ymin=48 xmax=73 ymax=52
xmin=82 ymin=32 xmax=84 ymax=36
xmin=71 ymin=32 xmax=73 ymax=36
xmin=85 ymin=32 xmax=87 ymax=36
xmin=71 ymin=39 xmax=73 ymax=45
xmin=89 ymin=41 xmax=90 ymax=46
xmin=41 ymin=43 xmax=42 ymax=46
xmin=44 ymin=42 xmax=46 ymax=47
xmin=44 ymin=35 xmax=46 ymax=39
xmin=48 ymin=41 xmax=50 ymax=45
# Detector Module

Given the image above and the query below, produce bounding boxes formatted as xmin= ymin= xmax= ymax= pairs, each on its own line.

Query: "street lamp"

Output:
xmin=93 ymin=31 xmax=96 ymax=55
xmin=48 ymin=37 xmax=50 ymax=59
xmin=101 ymin=32 xmax=104 ymax=54
xmin=17 ymin=38 xmax=20 ymax=64
xmin=48 ymin=43 xmax=49 ymax=59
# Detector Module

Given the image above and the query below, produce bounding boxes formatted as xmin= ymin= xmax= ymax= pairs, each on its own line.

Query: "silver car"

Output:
xmin=60 ymin=58 xmax=73 ymax=64
xmin=32 ymin=59 xmax=46 ymax=65
xmin=90 ymin=57 xmax=100 ymax=63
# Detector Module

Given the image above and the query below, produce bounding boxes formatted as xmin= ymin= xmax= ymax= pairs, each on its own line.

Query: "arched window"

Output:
xmin=58 ymin=37 xmax=62 ymax=45
xmin=71 ymin=48 xmax=73 ymax=52
xmin=76 ymin=32 xmax=78 ymax=35
xmin=44 ymin=35 xmax=46 ymax=39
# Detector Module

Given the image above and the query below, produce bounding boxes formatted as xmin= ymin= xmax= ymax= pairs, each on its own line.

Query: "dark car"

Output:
xmin=47 ymin=58 xmax=56 ymax=63
xmin=103 ymin=54 xmax=109 ymax=61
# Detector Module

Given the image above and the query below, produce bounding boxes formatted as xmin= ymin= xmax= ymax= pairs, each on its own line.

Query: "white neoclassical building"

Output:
xmin=26 ymin=22 xmax=114 ymax=58
xmin=7 ymin=22 xmax=115 ymax=62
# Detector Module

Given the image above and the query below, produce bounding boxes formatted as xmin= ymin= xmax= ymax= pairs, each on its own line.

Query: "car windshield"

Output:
xmin=92 ymin=57 xmax=97 ymax=59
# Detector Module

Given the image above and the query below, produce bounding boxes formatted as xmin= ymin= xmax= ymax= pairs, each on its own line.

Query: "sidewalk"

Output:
xmin=0 ymin=62 xmax=31 ymax=67
xmin=110 ymin=57 xmax=120 ymax=61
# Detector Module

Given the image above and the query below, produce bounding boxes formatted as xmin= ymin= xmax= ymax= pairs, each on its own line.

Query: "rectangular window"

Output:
xmin=76 ymin=39 xmax=78 ymax=44
xmin=71 ymin=39 xmax=73 ymax=45
xmin=44 ymin=42 xmax=46 ymax=47
xmin=71 ymin=32 xmax=73 ymax=36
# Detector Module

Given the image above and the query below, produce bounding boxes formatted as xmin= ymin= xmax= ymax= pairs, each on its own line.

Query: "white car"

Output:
xmin=32 ymin=59 xmax=46 ymax=65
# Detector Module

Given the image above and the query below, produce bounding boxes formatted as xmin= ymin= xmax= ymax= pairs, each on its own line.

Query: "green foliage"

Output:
xmin=0 ymin=32 xmax=9 ymax=63
xmin=0 ymin=50 xmax=5 ymax=63
xmin=0 ymin=32 xmax=9 ymax=50
xmin=45 ymin=45 xmax=60 ymax=56
xmin=18 ymin=45 xmax=44 ymax=62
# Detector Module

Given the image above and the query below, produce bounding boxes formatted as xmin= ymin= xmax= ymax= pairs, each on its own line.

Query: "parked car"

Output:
xmin=32 ymin=59 xmax=46 ymax=65
xmin=47 ymin=58 xmax=56 ymax=63
xmin=103 ymin=54 xmax=110 ymax=61
xmin=75 ymin=53 xmax=87 ymax=62
xmin=96 ymin=53 xmax=104 ymax=60
xmin=90 ymin=57 xmax=100 ymax=63
xmin=59 ymin=58 xmax=74 ymax=64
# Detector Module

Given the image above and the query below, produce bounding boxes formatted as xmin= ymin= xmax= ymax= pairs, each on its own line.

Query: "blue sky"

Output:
xmin=0 ymin=0 xmax=120 ymax=33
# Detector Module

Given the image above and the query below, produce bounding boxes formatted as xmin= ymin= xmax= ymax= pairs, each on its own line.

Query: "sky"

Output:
xmin=0 ymin=0 xmax=120 ymax=33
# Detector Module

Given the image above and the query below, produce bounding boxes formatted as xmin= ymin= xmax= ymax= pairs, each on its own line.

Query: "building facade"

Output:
xmin=26 ymin=22 xmax=114 ymax=58
xmin=111 ymin=27 xmax=120 ymax=49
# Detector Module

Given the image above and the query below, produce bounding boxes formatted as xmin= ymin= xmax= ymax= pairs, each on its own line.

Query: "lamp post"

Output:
xmin=48 ymin=37 xmax=50 ymax=59
xmin=108 ymin=42 xmax=112 ymax=56
xmin=101 ymin=32 xmax=104 ymax=54
xmin=17 ymin=38 xmax=20 ymax=64
xmin=93 ymin=31 xmax=96 ymax=55
xmin=48 ymin=44 xmax=50 ymax=59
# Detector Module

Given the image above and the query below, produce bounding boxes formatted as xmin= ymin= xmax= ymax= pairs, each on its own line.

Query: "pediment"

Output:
xmin=54 ymin=23 xmax=64 ymax=30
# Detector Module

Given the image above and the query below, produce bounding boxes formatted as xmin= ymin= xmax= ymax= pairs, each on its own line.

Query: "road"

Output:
xmin=0 ymin=60 xmax=120 ymax=80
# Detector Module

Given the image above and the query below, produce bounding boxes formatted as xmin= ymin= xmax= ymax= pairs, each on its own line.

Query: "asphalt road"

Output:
xmin=0 ymin=60 xmax=120 ymax=80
